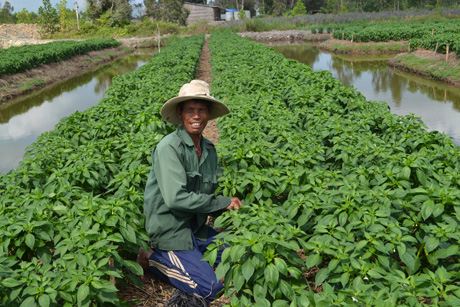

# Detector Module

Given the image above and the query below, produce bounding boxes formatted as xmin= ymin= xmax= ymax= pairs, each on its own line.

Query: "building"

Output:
xmin=184 ymin=2 xmax=221 ymax=23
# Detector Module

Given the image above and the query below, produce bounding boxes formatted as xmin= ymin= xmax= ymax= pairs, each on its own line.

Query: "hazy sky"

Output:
xmin=1 ymin=0 xmax=144 ymax=13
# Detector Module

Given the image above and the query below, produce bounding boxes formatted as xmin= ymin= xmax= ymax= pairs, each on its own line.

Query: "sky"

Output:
xmin=1 ymin=0 xmax=144 ymax=13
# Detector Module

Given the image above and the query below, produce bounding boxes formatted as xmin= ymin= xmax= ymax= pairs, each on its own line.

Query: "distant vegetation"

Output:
xmin=0 ymin=0 xmax=460 ymax=38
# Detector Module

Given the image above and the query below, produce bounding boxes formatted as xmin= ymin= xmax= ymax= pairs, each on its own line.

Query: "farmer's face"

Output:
xmin=177 ymin=100 xmax=211 ymax=137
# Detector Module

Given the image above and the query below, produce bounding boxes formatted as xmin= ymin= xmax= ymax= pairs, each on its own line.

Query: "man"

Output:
xmin=143 ymin=80 xmax=243 ymax=306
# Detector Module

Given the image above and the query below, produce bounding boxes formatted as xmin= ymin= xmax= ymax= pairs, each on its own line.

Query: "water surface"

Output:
xmin=0 ymin=50 xmax=156 ymax=173
xmin=272 ymin=43 xmax=460 ymax=146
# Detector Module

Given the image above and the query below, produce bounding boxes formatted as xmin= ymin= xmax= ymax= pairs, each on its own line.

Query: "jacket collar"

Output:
xmin=177 ymin=126 xmax=212 ymax=165
xmin=177 ymin=125 xmax=195 ymax=147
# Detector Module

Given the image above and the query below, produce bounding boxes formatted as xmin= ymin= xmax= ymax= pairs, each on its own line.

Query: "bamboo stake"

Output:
xmin=446 ymin=44 xmax=449 ymax=62
xmin=158 ymin=25 xmax=161 ymax=53
xmin=432 ymin=28 xmax=434 ymax=36
xmin=109 ymin=243 xmax=115 ymax=286
xmin=351 ymin=34 xmax=353 ymax=43
xmin=434 ymin=42 xmax=438 ymax=54
xmin=342 ymin=32 xmax=344 ymax=40
xmin=74 ymin=1 xmax=79 ymax=31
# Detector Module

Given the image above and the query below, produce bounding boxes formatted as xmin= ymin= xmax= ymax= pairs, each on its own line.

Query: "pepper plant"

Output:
xmin=204 ymin=32 xmax=460 ymax=306
xmin=0 ymin=34 xmax=204 ymax=306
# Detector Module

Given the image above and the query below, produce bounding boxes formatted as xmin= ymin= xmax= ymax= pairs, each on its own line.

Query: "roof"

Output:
xmin=184 ymin=2 xmax=221 ymax=9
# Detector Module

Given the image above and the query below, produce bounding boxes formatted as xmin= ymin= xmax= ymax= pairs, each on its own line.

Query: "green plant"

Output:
xmin=0 ymin=39 xmax=121 ymax=77
xmin=38 ymin=0 xmax=59 ymax=34
xmin=238 ymin=9 xmax=248 ymax=20
xmin=204 ymin=31 xmax=460 ymax=306
xmin=0 ymin=34 xmax=205 ymax=306
xmin=291 ymin=0 xmax=307 ymax=16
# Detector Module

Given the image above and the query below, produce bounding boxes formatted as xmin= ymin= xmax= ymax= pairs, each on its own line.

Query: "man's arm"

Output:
xmin=154 ymin=142 xmax=231 ymax=215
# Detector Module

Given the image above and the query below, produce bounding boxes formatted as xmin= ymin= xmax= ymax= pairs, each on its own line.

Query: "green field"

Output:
xmin=0 ymin=39 xmax=121 ymax=77
xmin=2 ymin=32 xmax=460 ymax=306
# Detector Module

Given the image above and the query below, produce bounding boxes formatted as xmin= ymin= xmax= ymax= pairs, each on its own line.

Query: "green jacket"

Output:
xmin=144 ymin=126 xmax=231 ymax=251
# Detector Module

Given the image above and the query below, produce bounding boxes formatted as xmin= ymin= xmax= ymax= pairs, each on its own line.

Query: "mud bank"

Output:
xmin=388 ymin=50 xmax=460 ymax=87
xmin=0 ymin=46 xmax=135 ymax=103
xmin=238 ymin=30 xmax=331 ymax=42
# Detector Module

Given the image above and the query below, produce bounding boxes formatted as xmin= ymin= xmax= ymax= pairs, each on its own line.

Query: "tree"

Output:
xmin=112 ymin=0 xmax=133 ymax=24
xmin=272 ymin=0 xmax=287 ymax=15
xmin=144 ymin=0 xmax=189 ymax=26
xmin=305 ymin=0 xmax=327 ymax=12
xmin=0 ymin=1 xmax=16 ymax=23
xmin=16 ymin=8 xmax=39 ymax=24
xmin=58 ymin=0 xmax=77 ymax=31
xmin=85 ymin=0 xmax=134 ymax=25
xmin=38 ymin=0 xmax=59 ymax=34
xmin=291 ymin=0 xmax=307 ymax=15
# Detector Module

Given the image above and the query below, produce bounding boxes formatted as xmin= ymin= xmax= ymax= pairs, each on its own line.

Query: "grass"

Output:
xmin=49 ymin=19 xmax=180 ymax=39
xmin=15 ymin=78 xmax=45 ymax=91
xmin=211 ymin=8 xmax=460 ymax=33
xmin=103 ymin=52 xmax=116 ymax=59
xmin=394 ymin=53 xmax=460 ymax=82
xmin=326 ymin=41 xmax=408 ymax=53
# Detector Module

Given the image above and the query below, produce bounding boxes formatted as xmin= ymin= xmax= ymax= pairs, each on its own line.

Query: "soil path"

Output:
xmin=119 ymin=38 xmax=228 ymax=307
xmin=197 ymin=38 xmax=221 ymax=145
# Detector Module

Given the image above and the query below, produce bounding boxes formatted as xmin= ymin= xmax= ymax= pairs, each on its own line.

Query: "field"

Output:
xmin=0 ymin=34 xmax=204 ymax=306
xmin=0 ymin=39 xmax=121 ymax=77
xmin=331 ymin=19 xmax=460 ymax=56
xmin=208 ymin=32 xmax=460 ymax=306
xmin=1 ymin=30 xmax=460 ymax=307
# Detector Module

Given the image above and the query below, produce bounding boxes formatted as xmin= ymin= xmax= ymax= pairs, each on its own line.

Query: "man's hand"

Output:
xmin=226 ymin=197 xmax=243 ymax=211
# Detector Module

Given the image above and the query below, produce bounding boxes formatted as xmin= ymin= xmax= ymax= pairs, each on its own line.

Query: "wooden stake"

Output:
xmin=432 ymin=28 xmax=434 ymax=36
xmin=446 ymin=44 xmax=449 ymax=62
xmin=158 ymin=25 xmax=161 ymax=53
xmin=351 ymin=34 xmax=353 ymax=43
xmin=74 ymin=1 xmax=79 ymax=31
xmin=342 ymin=32 xmax=344 ymax=40
xmin=109 ymin=242 xmax=115 ymax=286
xmin=434 ymin=42 xmax=438 ymax=54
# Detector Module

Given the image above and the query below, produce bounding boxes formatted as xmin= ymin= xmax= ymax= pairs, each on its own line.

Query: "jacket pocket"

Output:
xmin=186 ymin=171 xmax=201 ymax=192
xmin=202 ymin=172 xmax=217 ymax=194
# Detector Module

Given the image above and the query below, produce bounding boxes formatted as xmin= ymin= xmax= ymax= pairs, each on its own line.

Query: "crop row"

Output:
xmin=0 ymin=35 xmax=204 ymax=306
xmin=0 ymin=39 xmax=121 ymax=77
xmin=332 ymin=19 xmax=460 ymax=56
xmin=206 ymin=32 xmax=460 ymax=306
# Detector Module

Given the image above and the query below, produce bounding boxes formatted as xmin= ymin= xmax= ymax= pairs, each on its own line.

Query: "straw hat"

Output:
xmin=161 ymin=80 xmax=230 ymax=125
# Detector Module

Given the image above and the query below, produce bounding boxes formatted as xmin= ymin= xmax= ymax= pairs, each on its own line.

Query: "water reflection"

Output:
xmin=272 ymin=43 xmax=460 ymax=146
xmin=0 ymin=50 xmax=155 ymax=173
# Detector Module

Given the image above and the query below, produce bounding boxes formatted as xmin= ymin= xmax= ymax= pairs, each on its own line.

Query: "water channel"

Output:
xmin=0 ymin=50 xmax=156 ymax=174
xmin=2 ymin=43 xmax=460 ymax=174
xmin=272 ymin=43 xmax=460 ymax=148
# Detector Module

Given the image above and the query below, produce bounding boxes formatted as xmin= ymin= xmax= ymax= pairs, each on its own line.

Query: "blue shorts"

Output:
xmin=148 ymin=227 xmax=225 ymax=302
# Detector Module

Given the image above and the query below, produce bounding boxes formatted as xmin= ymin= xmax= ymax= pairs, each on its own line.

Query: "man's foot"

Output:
xmin=164 ymin=289 xmax=209 ymax=307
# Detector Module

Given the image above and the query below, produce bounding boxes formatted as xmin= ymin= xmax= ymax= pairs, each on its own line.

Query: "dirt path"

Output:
xmin=198 ymin=38 xmax=221 ymax=145
xmin=118 ymin=38 xmax=229 ymax=307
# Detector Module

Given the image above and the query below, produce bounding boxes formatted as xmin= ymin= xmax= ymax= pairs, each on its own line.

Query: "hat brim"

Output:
xmin=161 ymin=95 xmax=230 ymax=125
